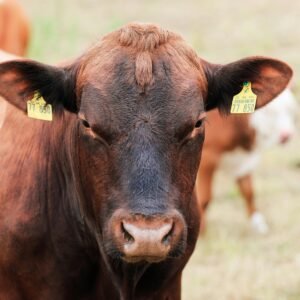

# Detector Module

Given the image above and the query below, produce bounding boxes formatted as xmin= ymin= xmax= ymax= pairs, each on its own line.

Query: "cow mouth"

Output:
xmin=119 ymin=238 xmax=187 ymax=264
xmin=122 ymin=255 xmax=167 ymax=264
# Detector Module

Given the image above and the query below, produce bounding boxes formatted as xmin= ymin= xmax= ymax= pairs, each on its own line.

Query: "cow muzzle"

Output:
xmin=106 ymin=209 xmax=187 ymax=263
xmin=279 ymin=131 xmax=292 ymax=144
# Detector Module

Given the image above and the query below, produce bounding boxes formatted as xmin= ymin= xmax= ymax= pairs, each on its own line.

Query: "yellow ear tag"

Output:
xmin=27 ymin=92 xmax=53 ymax=121
xmin=230 ymin=82 xmax=257 ymax=114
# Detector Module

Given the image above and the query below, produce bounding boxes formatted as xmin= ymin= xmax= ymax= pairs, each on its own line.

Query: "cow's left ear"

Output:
xmin=202 ymin=57 xmax=293 ymax=113
xmin=0 ymin=59 xmax=78 ymax=113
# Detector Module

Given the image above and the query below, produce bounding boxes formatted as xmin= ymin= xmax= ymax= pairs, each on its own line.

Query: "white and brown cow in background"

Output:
xmin=195 ymin=88 xmax=298 ymax=234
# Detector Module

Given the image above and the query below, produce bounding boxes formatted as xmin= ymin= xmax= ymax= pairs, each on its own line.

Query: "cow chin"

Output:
xmin=103 ymin=209 xmax=187 ymax=264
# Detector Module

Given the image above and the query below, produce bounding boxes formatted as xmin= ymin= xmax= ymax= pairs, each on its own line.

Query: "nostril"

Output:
xmin=121 ymin=222 xmax=134 ymax=244
xmin=161 ymin=222 xmax=174 ymax=246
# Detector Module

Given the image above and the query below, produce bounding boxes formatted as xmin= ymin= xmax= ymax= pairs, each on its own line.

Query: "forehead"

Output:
xmin=78 ymin=24 xmax=207 ymax=124
xmin=80 ymin=52 xmax=205 ymax=120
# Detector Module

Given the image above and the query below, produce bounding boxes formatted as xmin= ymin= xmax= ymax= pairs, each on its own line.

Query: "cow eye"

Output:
xmin=82 ymin=119 xmax=91 ymax=128
xmin=194 ymin=113 xmax=206 ymax=129
xmin=195 ymin=119 xmax=203 ymax=128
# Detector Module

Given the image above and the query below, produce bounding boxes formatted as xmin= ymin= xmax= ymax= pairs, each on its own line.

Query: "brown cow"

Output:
xmin=0 ymin=23 xmax=292 ymax=299
xmin=0 ymin=0 xmax=30 ymax=55
xmin=194 ymin=88 xmax=297 ymax=234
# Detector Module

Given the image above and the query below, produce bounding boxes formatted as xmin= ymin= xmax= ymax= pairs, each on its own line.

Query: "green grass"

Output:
xmin=21 ymin=0 xmax=300 ymax=298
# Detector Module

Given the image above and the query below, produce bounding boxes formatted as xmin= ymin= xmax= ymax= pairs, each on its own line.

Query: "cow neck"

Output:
xmin=100 ymin=256 xmax=151 ymax=300
xmin=119 ymin=263 xmax=151 ymax=299
xmin=93 ymin=233 xmax=151 ymax=299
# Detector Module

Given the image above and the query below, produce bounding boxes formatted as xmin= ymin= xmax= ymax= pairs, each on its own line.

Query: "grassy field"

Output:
xmin=22 ymin=0 xmax=300 ymax=299
xmin=182 ymin=138 xmax=300 ymax=300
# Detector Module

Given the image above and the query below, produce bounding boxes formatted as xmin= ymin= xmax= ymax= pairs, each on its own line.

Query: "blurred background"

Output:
xmin=9 ymin=0 xmax=300 ymax=299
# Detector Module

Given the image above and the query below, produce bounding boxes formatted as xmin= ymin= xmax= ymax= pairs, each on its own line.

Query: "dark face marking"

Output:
xmin=76 ymin=52 xmax=206 ymax=228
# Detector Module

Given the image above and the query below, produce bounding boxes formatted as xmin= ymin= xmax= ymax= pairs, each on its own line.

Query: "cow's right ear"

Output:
xmin=201 ymin=57 xmax=293 ymax=113
xmin=0 ymin=59 xmax=78 ymax=113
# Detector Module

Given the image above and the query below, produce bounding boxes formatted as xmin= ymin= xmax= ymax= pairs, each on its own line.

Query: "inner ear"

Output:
xmin=0 ymin=60 xmax=78 ymax=113
xmin=250 ymin=61 xmax=292 ymax=108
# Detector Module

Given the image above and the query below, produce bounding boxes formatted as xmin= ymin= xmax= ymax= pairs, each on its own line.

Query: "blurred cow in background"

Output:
xmin=0 ymin=49 xmax=20 ymax=128
xmin=0 ymin=0 xmax=30 ymax=129
xmin=195 ymin=88 xmax=298 ymax=234
xmin=0 ymin=0 xmax=30 ymax=56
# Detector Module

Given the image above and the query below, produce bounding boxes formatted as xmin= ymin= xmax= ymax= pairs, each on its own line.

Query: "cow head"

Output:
xmin=0 ymin=23 xmax=292 ymax=264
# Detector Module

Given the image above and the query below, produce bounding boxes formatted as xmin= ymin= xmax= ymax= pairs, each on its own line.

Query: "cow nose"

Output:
xmin=121 ymin=218 xmax=173 ymax=260
xmin=108 ymin=210 xmax=186 ymax=263
xmin=279 ymin=131 xmax=291 ymax=144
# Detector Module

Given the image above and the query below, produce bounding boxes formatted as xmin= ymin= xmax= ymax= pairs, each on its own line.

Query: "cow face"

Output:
xmin=76 ymin=45 xmax=207 ymax=263
xmin=0 ymin=23 xmax=292 ymax=264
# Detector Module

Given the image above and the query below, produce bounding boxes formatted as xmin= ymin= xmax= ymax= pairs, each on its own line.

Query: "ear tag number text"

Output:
xmin=230 ymin=82 xmax=257 ymax=114
xmin=27 ymin=92 xmax=53 ymax=121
